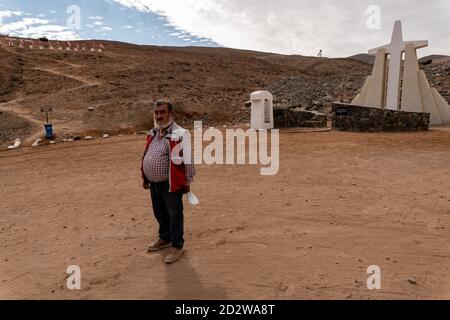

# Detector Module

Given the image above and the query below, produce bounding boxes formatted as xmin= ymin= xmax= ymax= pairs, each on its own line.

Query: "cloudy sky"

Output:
xmin=0 ymin=0 xmax=448 ymax=57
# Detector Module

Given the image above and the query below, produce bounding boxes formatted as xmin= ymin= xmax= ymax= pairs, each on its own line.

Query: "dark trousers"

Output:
xmin=149 ymin=180 xmax=184 ymax=249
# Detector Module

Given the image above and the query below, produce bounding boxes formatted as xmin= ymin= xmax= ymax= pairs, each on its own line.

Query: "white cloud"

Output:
xmin=94 ymin=21 xmax=104 ymax=26
xmin=110 ymin=0 xmax=450 ymax=57
xmin=0 ymin=17 xmax=49 ymax=33
xmin=0 ymin=9 xmax=23 ymax=22
xmin=0 ymin=14 xmax=79 ymax=40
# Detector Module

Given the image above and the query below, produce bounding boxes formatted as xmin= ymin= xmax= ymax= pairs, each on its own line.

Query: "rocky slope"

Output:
xmin=0 ymin=38 xmax=448 ymax=147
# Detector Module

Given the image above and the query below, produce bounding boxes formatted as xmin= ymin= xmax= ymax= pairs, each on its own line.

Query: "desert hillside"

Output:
xmin=0 ymin=38 xmax=449 ymax=147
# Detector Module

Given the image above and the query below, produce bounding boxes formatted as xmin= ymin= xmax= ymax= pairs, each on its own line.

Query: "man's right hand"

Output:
xmin=143 ymin=181 xmax=150 ymax=190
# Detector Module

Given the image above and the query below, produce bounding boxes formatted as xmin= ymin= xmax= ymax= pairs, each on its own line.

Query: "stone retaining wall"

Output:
xmin=331 ymin=103 xmax=430 ymax=132
xmin=274 ymin=107 xmax=327 ymax=128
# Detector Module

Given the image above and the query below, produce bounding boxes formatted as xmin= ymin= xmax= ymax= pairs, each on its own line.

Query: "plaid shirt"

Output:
xmin=143 ymin=123 xmax=196 ymax=183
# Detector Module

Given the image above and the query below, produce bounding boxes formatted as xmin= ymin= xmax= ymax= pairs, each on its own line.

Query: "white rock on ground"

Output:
xmin=102 ymin=134 xmax=109 ymax=138
xmin=7 ymin=139 xmax=21 ymax=150
xmin=32 ymin=138 xmax=42 ymax=147
xmin=85 ymin=136 xmax=93 ymax=140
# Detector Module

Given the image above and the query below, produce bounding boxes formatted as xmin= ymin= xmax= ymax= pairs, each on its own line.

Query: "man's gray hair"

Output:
xmin=155 ymin=99 xmax=175 ymax=112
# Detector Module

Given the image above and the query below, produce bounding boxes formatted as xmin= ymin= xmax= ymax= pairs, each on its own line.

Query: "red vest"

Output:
xmin=141 ymin=130 xmax=187 ymax=193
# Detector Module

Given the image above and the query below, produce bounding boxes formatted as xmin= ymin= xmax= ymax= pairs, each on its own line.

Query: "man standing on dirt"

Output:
xmin=141 ymin=100 xmax=196 ymax=264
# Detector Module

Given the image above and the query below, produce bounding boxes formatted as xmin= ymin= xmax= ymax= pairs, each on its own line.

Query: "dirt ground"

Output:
xmin=1 ymin=127 xmax=450 ymax=300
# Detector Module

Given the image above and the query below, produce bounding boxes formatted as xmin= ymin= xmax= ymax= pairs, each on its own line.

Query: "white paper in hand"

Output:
xmin=187 ymin=192 xmax=200 ymax=205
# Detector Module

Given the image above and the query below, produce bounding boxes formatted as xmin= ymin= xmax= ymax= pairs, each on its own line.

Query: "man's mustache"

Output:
xmin=154 ymin=116 xmax=174 ymax=129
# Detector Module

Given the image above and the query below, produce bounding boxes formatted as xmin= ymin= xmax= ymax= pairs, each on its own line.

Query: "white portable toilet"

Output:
xmin=250 ymin=90 xmax=274 ymax=130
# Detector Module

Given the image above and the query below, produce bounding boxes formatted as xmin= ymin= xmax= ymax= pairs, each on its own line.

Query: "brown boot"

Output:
xmin=164 ymin=247 xmax=184 ymax=264
xmin=147 ymin=239 xmax=172 ymax=252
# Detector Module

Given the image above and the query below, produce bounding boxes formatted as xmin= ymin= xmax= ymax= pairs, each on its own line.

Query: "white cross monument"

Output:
xmin=351 ymin=20 xmax=450 ymax=125
xmin=368 ymin=20 xmax=427 ymax=110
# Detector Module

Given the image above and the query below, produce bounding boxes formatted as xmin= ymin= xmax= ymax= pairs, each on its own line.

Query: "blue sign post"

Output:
xmin=44 ymin=123 xmax=54 ymax=139
xmin=41 ymin=107 xmax=54 ymax=139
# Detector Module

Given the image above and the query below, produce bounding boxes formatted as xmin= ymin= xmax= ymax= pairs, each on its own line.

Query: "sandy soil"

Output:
xmin=1 ymin=127 xmax=450 ymax=300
